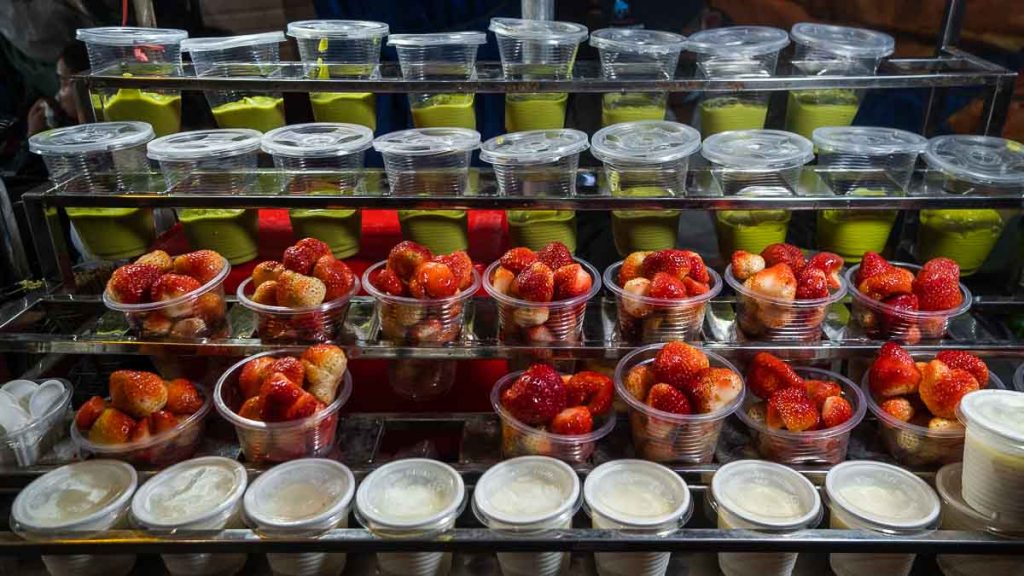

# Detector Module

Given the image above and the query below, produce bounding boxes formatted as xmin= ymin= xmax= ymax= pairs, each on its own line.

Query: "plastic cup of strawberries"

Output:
xmin=845 ymin=254 xmax=972 ymax=344
xmin=237 ymin=238 xmax=361 ymax=343
xmin=103 ymin=249 xmax=231 ymax=339
xmin=603 ymin=249 xmax=723 ymax=344
xmin=491 ymin=364 xmax=616 ymax=463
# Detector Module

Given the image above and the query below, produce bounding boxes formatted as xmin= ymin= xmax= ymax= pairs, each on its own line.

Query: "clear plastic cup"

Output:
xmin=491 ymin=372 xmax=616 ymax=463
xmin=737 ymin=367 xmax=866 ymax=464
xmin=613 ymin=344 xmax=745 ymax=463
xmin=480 ymin=129 xmax=589 ymax=196
xmin=102 ymin=254 xmax=231 ymax=339
xmin=709 ymin=460 xmax=822 ymax=576
xmin=604 ymin=262 xmax=722 ymax=343
xmin=702 ymin=129 xmax=815 ymax=196
xmin=389 ymin=32 xmax=486 ymax=130
xmin=956 ymin=390 xmax=1024 ymax=532
xmin=355 ymin=458 xmax=466 ymax=576
xmin=590 ymin=28 xmax=685 ymax=127
xmin=181 ymin=32 xmax=288 ymax=132
xmin=245 ymin=458 xmax=356 ymax=576
xmin=237 ymin=275 xmax=360 ymax=343
xmin=11 ymin=460 xmax=138 ymax=576
xmin=472 ymin=456 xmax=581 ymax=576
xmin=131 ymin=456 xmax=248 ymax=576
xmin=0 ymin=378 xmax=72 ymax=467
xmin=825 ymin=460 xmax=940 ymax=576
xmin=76 ymin=27 xmax=187 ymax=136
xmin=214 ymin=350 xmax=353 ymax=463
xmin=584 ymin=459 xmax=692 ymax=576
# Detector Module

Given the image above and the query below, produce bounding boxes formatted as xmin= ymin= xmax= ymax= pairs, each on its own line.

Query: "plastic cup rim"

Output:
xmin=725 ymin=263 xmax=847 ymax=307
xmin=489 ymin=17 xmax=588 ymax=44
xmin=28 ymin=121 xmax=155 ymax=156
xmin=472 ymin=456 xmax=581 ymax=529
xmin=583 ymin=459 xmax=692 ymax=529
xmin=956 ymin=388 xmax=1024 ymax=445
xmin=236 ymin=274 xmax=361 ymax=316
xmin=261 ymin=122 xmax=374 ymax=158
xmin=355 ymin=458 xmax=466 ymax=533
xmin=491 ymin=370 xmax=617 ymax=444
xmin=589 ymin=28 xmax=687 ymax=54
xmin=103 ymin=255 xmax=231 ymax=313
xmin=824 ymin=460 xmax=941 ymax=533
xmin=844 ymin=262 xmax=972 ymax=320
xmin=604 ymin=261 xmax=722 ymax=307
xmin=685 ymin=26 xmax=790 ymax=57
xmin=0 ymin=378 xmax=72 ymax=440
xmin=12 ymin=460 xmax=138 ymax=535
xmin=286 ymin=19 xmax=389 ymax=40
xmin=147 ymin=129 xmax=263 ymax=162
xmin=710 ymin=459 xmax=823 ymax=531
xmin=590 ymin=120 xmax=702 ymax=165
xmin=482 ymin=258 xmax=602 ymax=309
xmin=76 ymin=26 xmax=188 ymax=46
xmin=479 ymin=129 xmax=589 ymax=166
xmin=701 ymin=129 xmax=815 ymax=171
xmin=244 ymin=458 xmax=356 ymax=531
xmin=361 ymin=260 xmax=480 ymax=306
xmin=131 ymin=456 xmax=247 ymax=530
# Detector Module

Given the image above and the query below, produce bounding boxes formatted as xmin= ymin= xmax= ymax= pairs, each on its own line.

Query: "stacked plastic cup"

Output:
xmin=917 ymin=135 xmax=1024 ymax=276
xmin=356 ymin=458 xmax=466 ymax=576
xmin=76 ymin=27 xmax=187 ymax=136
xmin=472 ymin=456 xmax=581 ymax=576
xmin=288 ymin=20 xmax=389 ymax=130
xmin=388 ymin=32 xmax=486 ymax=130
xmin=262 ymin=122 xmax=374 ymax=259
xmin=685 ymin=26 xmax=789 ymax=138
xmin=244 ymin=458 xmax=356 ymax=576
xmin=182 ymin=32 xmax=288 ymax=132
xmin=583 ymin=459 xmax=692 ymax=576
xmin=589 ymin=28 xmax=685 ymax=127
xmin=0 ymin=378 xmax=73 ymax=468
xmin=29 ymin=121 xmax=156 ymax=261
xmin=131 ymin=457 xmax=248 ymax=576
xmin=786 ymin=23 xmax=895 ymax=139
xmin=813 ymin=127 xmax=928 ymax=262
xmin=957 ymin=390 xmax=1024 ymax=533
xmin=710 ymin=460 xmax=822 ymax=576
xmin=591 ymin=120 xmax=702 ymax=256
xmin=825 ymin=460 xmax=940 ymax=576
xmin=147 ymin=128 xmax=263 ymax=265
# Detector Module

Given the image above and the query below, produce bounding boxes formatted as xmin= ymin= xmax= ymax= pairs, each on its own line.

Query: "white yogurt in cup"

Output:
xmin=825 ymin=460 xmax=940 ymax=576
xmin=584 ymin=459 xmax=691 ymax=576
xmin=957 ymin=389 xmax=1024 ymax=531
xmin=11 ymin=460 xmax=138 ymax=576
xmin=131 ymin=456 xmax=248 ymax=576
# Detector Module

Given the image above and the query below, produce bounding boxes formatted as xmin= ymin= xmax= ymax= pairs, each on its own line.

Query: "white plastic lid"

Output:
xmin=686 ymin=26 xmax=789 ymax=56
xmin=244 ymin=459 xmax=355 ymax=530
xmin=388 ymin=31 xmax=487 ymax=47
xmin=473 ymin=456 xmax=579 ymax=528
xmin=76 ymin=27 xmax=187 ymax=46
xmin=287 ymin=20 xmax=389 ymax=40
xmin=29 ymin=121 xmax=154 ymax=156
xmin=711 ymin=460 xmax=821 ymax=530
xmin=584 ymin=459 xmax=691 ymax=528
xmin=181 ymin=32 xmax=286 ymax=53
xmin=701 ymin=129 xmax=814 ymax=170
xmin=489 ymin=18 xmax=588 ymax=44
xmin=356 ymin=458 xmax=465 ymax=531
xmin=791 ymin=23 xmax=895 ymax=59
xmin=957 ymin=389 xmax=1024 ymax=444
xmin=591 ymin=120 xmax=701 ymax=164
xmin=373 ymin=127 xmax=480 ymax=156
xmin=813 ymin=126 xmax=928 ymax=156
xmin=924 ymin=135 xmax=1024 ymax=187
xmin=262 ymin=123 xmax=373 ymax=158
xmin=132 ymin=456 xmax=247 ymax=529
xmin=590 ymin=28 xmax=686 ymax=54
xmin=13 ymin=460 xmax=137 ymax=532
xmin=825 ymin=460 xmax=940 ymax=532
xmin=480 ymin=129 xmax=588 ymax=165
xmin=147 ymin=128 xmax=262 ymax=161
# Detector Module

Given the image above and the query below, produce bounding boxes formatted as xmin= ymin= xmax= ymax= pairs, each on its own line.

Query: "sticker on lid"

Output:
xmin=813 ymin=126 xmax=928 ymax=156
xmin=29 ymin=122 xmax=154 ymax=155
xmin=287 ymin=20 xmax=389 ymax=39
xmin=701 ymin=129 xmax=814 ymax=170
xmin=262 ymin=123 xmax=374 ymax=157
xmin=147 ymin=128 xmax=262 ymax=161
xmin=686 ymin=26 xmax=789 ymax=56
xmin=591 ymin=121 xmax=701 ymax=164
xmin=924 ymin=135 xmax=1024 ymax=186
xmin=791 ymin=23 xmax=895 ymax=59
xmin=480 ymin=129 xmax=589 ymax=165
xmin=489 ymin=18 xmax=588 ymax=43
xmin=373 ymin=127 xmax=481 ymax=156
xmin=590 ymin=28 xmax=686 ymax=54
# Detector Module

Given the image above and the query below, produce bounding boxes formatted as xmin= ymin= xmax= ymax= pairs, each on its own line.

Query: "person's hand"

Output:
xmin=27 ymin=99 xmax=49 ymax=136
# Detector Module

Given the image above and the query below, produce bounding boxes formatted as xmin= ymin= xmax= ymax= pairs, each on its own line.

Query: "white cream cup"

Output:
xmin=957 ymin=389 xmax=1024 ymax=531
xmin=11 ymin=460 xmax=138 ymax=576
xmin=583 ymin=459 xmax=691 ymax=576
xmin=244 ymin=458 xmax=356 ymax=576
xmin=825 ymin=460 xmax=940 ymax=576
xmin=356 ymin=458 xmax=466 ymax=576
xmin=131 ymin=456 xmax=248 ymax=576
xmin=710 ymin=460 xmax=822 ymax=576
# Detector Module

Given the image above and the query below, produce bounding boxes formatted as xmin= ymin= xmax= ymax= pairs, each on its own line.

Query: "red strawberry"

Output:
xmin=237 ymin=396 xmax=265 ymax=421
xmin=935 ymin=350 xmax=989 ymax=385
xmin=512 ymin=262 xmax=554 ymax=303
xmin=269 ymin=356 xmax=305 ymax=386
xmin=252 ymin=260 xmax=285 ymax=287
xmin=795 ymin=267 xmax=829 ymax=300
xmin=260 ymin=372 xmax=306 ymax=422
xmin=553 ymin=263 xmax=593 ymax=299
xmin=434 ymin=251 xmax=474 ymax=291
xmin=149 ymin=410 xmax=181 ymax=434
xmin=312 ymin=256 xmax=356 ymax=301
xmin=135 ymin=250 xmax=173 ymax=273
xmin=645 ymin=383 xmax=692 ymax=415
xmin=642 ymin=249 xmax=691 ymax=280
xmin=295 ymin=238 xmax=332 ymax=261
xmin=252 ymin=281 xmax=279 ymax=305
xmin=106 ymin=264 xmax=162 ymax=304
xmin=913 ymin=264 xmax=963 ymax=311
xmin=767 ymin=387 xmax=819 ymax=431
xmin=75 ymin=396 xmax=107 ymax=431
xmin=239 ymin=356 xmax=275 ymax=399
xmin=858 ymin=267 xmax=915 ymax=301
xmin=564 ymin=371 xmax=614 ymax=416
xmin=275 ymin=271 xmax=327 ymax=308
xmin=500 ymin=364 xmax=567 ymax=425
xmin=821 ymin=395 xmax=853 ymax=428
xmin=284 ymin=390 xmax=322 ymax=421
xmin=150 ymin=273 xmax=201 ymax=302
xmin=409 ymin=261 xmax=457 ymax=299
xmin=536 ymin=242 xmax=573 ymax=270
xmin=688 ymin=367 xmax=743 ymax=413
xmin=919 ymin=360 xmax=980 ymax=419
xmin=369 ymin=267 xmax=406 ymax=296
xmin=919 ymin=257 xmax=960 ymax=281
xmin=857 ymin=252 xmax=891 ymax=285
xmin=387 ymin=241 xmax=433 ymax=280
xmin=499 ymin=247 xmax=538 ymax=275
xmin=730 ymin=250 xmax=766 ymax=282
xmin=882 ymin=293 xmax=919 ymax=314
xmin=805 ymin=252 xmax=844 ymax=289
xmin=648 ymin=272 xmax=688 ymax=300
xmin=682 ymin=277 xmax=710 ymax=296
xmin=283 ymin=244 xmax=319 ymax=275
xmin=879 ymin=396 xmax=915 ymax=422
xmin=868 ymin=342 xmax=922 ymax=398
xmin=618 ymin=251 xmax=649 ymax=284
xmin=760 ymin=243 xmax=806 ymax=274
xmin=678 ymin=250 xmax=710 ymax=284
xmin=550 ymin=406 xmax=594 ymax=435
xmin=109 ymin=370 xmax=167 ymax=418
xmin=164 ymin=379 xmax=203 ymax=415
xmin=746 ymin=352 xmax=804 ymax=399
xmin=129 ymin=417 xmax=152 ymax=443
xmin=489 ymin=266 xmax=516 ymax=295
xmin=745 ymin=264 xmax=797 ymax=301
xmin=802 ymin=379 xmax=842 ymax=409
xmin=652 ymin=341 xmax=709 ymax=390
xmin=173 ymin=250 xmax=225 ymax=284
xmin=88 ymin=408 xmax=135 ymax=444
xmin=623 ymin=364 xmax=656 ymax=402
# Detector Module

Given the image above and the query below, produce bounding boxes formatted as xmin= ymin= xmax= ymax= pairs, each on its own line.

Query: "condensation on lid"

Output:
xmin=924 ymin=135 xmax=1024 ymax=186
xmin=181 ymin=32 xmax=286 ymax=52
xmin=685 ymin=26 xmax=789 ymax=56
xmin=262 ymin=123 xmax=374 ymax=158
xmin=701 ymin=129 xmax=814 ymax=170
xmin=957 ymin=389 xmax=1024 ymax=444
xmin=287 ymin=20 xmax=389 ymax=40
xmin=813 ymin=126 xmax=928 ymax=156
xmin=388 ymin=32 xmax=487 ymax=47
xmin=13 ymin=460 xmax=137 ymax=532
xmin=489 ymin=18 xmax=588 ymax=43
xmin=480 ymin=129 xmax=588 ymax=165
xmin=29 ymin=121 xmax=154 ymax=156
xmin=76 ymin=27 xmax=187 ymax=46
xmin=791 ymin=23 xmax=895 ymax=59
xmin=373 ymin=127 xmax=481 ymax=156
xmin=591 ymin=120 xmax=701 ymax=164
xmin=590 ymin=28 xmax=686 ymax=54
xmin=356 ymin=458 xmax=465 ymax=531
xmin=825 ymin=460 xmax=940 ymax=532
xmin=584 ymin=459 xmax=690 ymax=528
xmin=473 ymin=456 xmax=579 ymax=527
xmin=244 ymin=459 xmax=355 ymax=529
xmin=711 ymin=460 xmax=820 ymax=530
xmin=131 ymin=456 xmax=247 ymax=529
xmin=147 ymin=129 xmax=262 ymax=161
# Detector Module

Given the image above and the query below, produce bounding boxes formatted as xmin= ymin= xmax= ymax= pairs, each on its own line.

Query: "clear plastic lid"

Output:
xmin=701 ymin=129 xmax=814 ymax=170
xmin=825 ymin=460 xmax=940 ymax=533
xmin=356 ymin=458 xmax=465 ymax=532
xmin=957 ymin=389 xmax=1024 ymax=444
xmin=147 ymin=128 xmax=263 ymax=161
xmin=262 ymin=123 xmax=373 ymax=158
xmin=13 ymin=460 xmax=137 ymax=532
xmin=372 ymin=127 xmax=481 ymax=156
xmin=387 ymin=31 xmax=487 ymax=47
xmin=473 ymin=456 xmax=579 ymax=528
xmin=76 ymin=26 xmax=188 ymax=46
xmin=813 ymin=126 xmax=928 ymax=156
xmin=685 ymin=26 xmax=789 ymax=56
xmin=29 ymin=121 xmax=154 ymax=156
xmin=480 ymin=129 xmax=588 ymax=165
xmin=287 ymin=20 xmax=389 ymax=40
xmin=181 ymin=32 xmax=286 ymax=53
xmin=935 ymin=463 xmax=989 ymax=532
xmin=924 ymin=135 xmax=1024 ymax=186
xmin=591 ymin=120 xmax=701 ymax=164
xmin=590 ymin=28 xmax=686 ymax=54
xmin=244 ymin=459 xmax=355 ymax=530
xmin=711 ymin=460 xmax=821 ymax=530
xmin=489 ymin=18 xmax=588 ymax=43
xmin=131 ymin=456 xmax=247 ymax=529
xmin=791 ymin=23 xmax=895 ymax=59
xmin=584 ymin=459 xmax=691 ymax=528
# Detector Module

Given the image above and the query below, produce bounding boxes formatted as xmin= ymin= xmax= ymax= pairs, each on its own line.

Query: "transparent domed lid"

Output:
xmin=473 ymin=456 xmax=580 ymax=527
xmin=388 ymin=31 xmax=487 ymax=47
xmin=356 ymin=458 xmax=465 ymax=532
xmin=244 ymin=458 xmax=355 ymax=530
xmin=373 ymin=127 xmax=481 ymax=156
xmin=701 ymin=129 xmax=814 ymax=170
xmin=686 ymin=26 xmax=789 ymax=56
xmin=813 ymin=126 xmax=927 ymax=156
xmin=489 ymin=18 xmax=588 ymax=43
xmin=76 ymin=27 xmax=187 ymax=46
xmin=480 ymin=129 xmax=588 ymax=165
xmin=262 ymin=123 xmax=374 ymax=158
xmin=791 ymin=23 xmax=895 ymax=59
xmin=711 ymin=459 xmax=821 ymax=530
xmin=825 ymin=460 xmax=940 ymax=533
xmin=924 ymin=135 xmax=1024 ymax=187
xmin=147 ymin=129 xmax=262 ymax=161
xmin=29 ymin=121 xmax=154 ymax=156
xmin=590 ymin=28 xmax=686 ymax=54
xmin=181 ymin=32 xmax=286 ymax=53
xmin=591 ymin=120 xmax=701 ymax=164
xmin=287 ymin=20 xmax=389 ymax=40
xmin=957 ymin=389 xmax=1024 ymax=444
